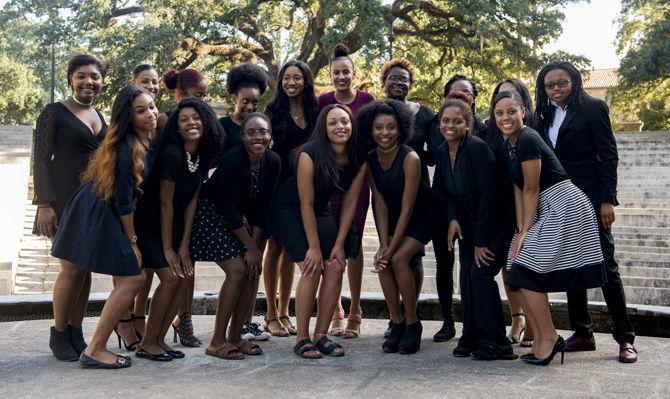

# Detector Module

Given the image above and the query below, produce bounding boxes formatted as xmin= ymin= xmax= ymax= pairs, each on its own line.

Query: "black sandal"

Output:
xmin=113 ymin=319 xmax=140 ymax=351
xmin=507 ymin=312 xmax=526 ymax=345
xmin=293 ymin=338 xmax=323 ymax=359
xmin=314 ymin=336 xmax=344 ymax=357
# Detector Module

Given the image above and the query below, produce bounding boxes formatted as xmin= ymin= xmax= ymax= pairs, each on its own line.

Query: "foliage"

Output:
xmin=1 ymin=0 xmax=586 ymax=123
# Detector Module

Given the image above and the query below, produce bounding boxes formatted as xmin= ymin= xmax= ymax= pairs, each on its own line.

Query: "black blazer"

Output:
xmin=538 ymin=93 xmax=618 ymax=205
xmin=433 ymin=134 xmax=506 ymax=254
xmin=212 ymin=145 xmax=281 ymax=237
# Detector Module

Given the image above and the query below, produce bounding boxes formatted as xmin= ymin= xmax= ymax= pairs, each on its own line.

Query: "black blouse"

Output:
xmin=220 ymin=116 xmax=242 ymax=153
xmin=32 ymin=102 xmax=106 ymax=216
xmin=506 ymin=127 xmax=570 ymax=191
xmin=406 ymin=104 xmax=434 ymax=182
xmin=270 ymin=114 xmax=313 ymax=183
xmin=211 ymin=145 xmax=281 ymax=237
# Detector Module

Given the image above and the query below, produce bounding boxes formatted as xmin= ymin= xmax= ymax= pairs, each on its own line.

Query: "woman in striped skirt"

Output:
xmin=493 ymin=90 xmax=604 ymax=366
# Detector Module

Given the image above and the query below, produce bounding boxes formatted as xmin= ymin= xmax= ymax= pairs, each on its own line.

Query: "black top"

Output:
xmin=428 ymin=115 xmax=488 ymax=165
xmin=32 ymin=102 xmax=107 ymax=217
xmin=115 ymin=137 xmax=151 ymax=215
xmin=135 ymin=143 xmax=208 ymax=232
xmin=367 ymin=145 xmax=428 ymax=234
xmin=406 ymin=104 xmax=434 ymax=182
xmin=220 ymin=116 xmax=242 ymax=153
xmin=433 ymin=134 xmax=498 ymax=249
xmin=270 ymin=113 xmax=313 ymax=182
xmin=211 ymin=145 xmax=281 ymax=237
xmin=274 ymin=142 xmax=358 ymax=216
xmin=538 ymin=94 xmax=618 ymax=205
xmin=506 ymin=127 xmax=569 ymax=191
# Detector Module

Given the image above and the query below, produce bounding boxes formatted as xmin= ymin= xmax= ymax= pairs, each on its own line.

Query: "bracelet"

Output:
xmin=514 ymin=226 xmax=520 ymax=234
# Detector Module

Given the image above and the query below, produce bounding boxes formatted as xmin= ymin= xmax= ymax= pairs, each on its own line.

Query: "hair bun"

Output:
xmin=163 ymin=69 xmax=178 ymax=90
xmin=332 ymin=43 xmax=350 ymax=58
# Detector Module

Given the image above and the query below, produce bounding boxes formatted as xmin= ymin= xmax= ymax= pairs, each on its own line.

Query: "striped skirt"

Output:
xmin=506 ymin=179 xmax=605 ymax=293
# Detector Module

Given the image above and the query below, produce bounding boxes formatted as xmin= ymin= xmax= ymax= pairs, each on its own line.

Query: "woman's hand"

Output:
xmin=474 ymin=246 xmax=495 ymax=268
xmin=600 ymin=202 xmax=616 ymax=229
xmin=328 ymin=244 xmax=346 ymax=273
xmin=447 ymin=220 xmax=463 ymax=251
xmin=164 ymin=248 xmax=184 ymax=278
xmin=510 ymin=231 xmax=528 ymax=261
xmin=131 ymin=243 xmax=143 ymax=272
xmin=301 ymin=247 xmax=323 ymax=279
xmin=178 ymin=244 xmax=194 ymax=277
xmin=36 ymin=206 xmax=58 ymax=238
xmin=373 ymin=246 xmax=389 ymax=273
xmin=244 ymin=246 xmax=263 ymax=279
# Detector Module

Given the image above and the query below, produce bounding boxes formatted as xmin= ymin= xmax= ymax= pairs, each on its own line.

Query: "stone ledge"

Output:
xmin=1 ymin=291 xmax=668 ymax=338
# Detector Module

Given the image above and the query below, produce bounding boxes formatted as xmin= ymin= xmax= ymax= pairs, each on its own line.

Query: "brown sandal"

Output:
xmin=206 ymin=342 xmax=244 ymax=360
xmin=279 ymin=315 xmax=297 ymax=335
xmin=343 ymin=314 xmax=362 ymax=339
xmin=235 ymin=339 xmax=263 ymax=355
xmin=264 ymin=317 xmax=289 ymax=337
xmin=329 ymin=312 xmax=345 ymax=337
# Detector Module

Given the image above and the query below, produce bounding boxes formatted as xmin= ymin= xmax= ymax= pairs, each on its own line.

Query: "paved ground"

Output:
xmin=1 ymin=317 xmax=668 ymax=398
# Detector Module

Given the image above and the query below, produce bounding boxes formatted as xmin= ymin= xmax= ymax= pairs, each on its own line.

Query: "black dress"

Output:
xmin=190 ymin=146 xmax=281 ymax=261
xmin=273 ymin=143 xmax=359 ymax=262
xmin=367 ymin=145 xmax=431 ymax=245
xmin=51 ymin=137 xmax=150 ymax=276
xmin=270 ymin=115 xmax=312 ymax=183
xmin=406 ymin=104 xmax=434 ymax=183
xmin=32 ymin=102 xmax=106 ymax=227
xmin=219 ymin=116 xmax=242 ymax=153
xmin=134 ymin=144 xmax=208 ymax=268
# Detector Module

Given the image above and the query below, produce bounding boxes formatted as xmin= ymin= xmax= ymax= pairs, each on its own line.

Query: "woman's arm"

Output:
xmin=177 ymin=184 xmax=200 ymax=277
xmin=296 ymin=152 xmax=322 ymax=277
xmin=510 ymin=159 xmax=541 ymax=260
xmin=367 ymin=167 xmax=390 ymax=271
xmin=387 ymin=152 xmax=421 ymax=254
xmin=159 ymin=179 xmax=183 ymax=277
xmin=33 ymin=106 xmax=59 ymax=237
xmin=331 ymin=163 xmax=367 ymax=269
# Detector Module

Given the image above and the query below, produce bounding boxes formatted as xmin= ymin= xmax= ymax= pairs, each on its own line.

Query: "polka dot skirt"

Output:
xmin=190 ymin=196 xmax=246 ymax=262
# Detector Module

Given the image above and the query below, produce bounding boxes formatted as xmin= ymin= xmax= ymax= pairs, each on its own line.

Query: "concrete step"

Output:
xmin=621 ymin=276 xmax=670 ymax=289
xmin=619 ymin=265 xmax=670 ymax=279
xmin=617 ymin=245 xmax=670 ymax=255
xmin=588 ymin=285 xmax=669 ymax=306
xmin=612 ymin=225 xmax=670 ymax=236
xmin=616 ymin=251 xmax=670 ymax=263
xmin=618 ymin=258 xmax=670 ymax=269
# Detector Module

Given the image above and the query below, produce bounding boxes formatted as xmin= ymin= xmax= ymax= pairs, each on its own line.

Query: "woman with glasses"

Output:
xmin=534 ymin=60 xmax=637 ymax=363
xmin=193 ymin=113 xmax=280 ymax=360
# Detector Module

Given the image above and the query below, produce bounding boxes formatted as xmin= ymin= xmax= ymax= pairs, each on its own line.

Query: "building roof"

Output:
xmin=582 ymin=68 xmax=619 ymax=89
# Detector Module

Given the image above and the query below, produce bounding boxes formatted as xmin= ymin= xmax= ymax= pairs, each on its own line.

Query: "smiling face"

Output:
xmin=233 ymin=86 xmax=261 ymax=121
xmin=325 ymin=107 xmax=352 ymax=145
xmin=440 ymin=106 xmax=468 ymax=144
xmin=282 ymin=66 xmax=305 ymax=98
xmin=544 ymin=68 xmax=573 ymax=108
xmin=372 ymin=113 xmax=399 ymax=151
xmin=242 ymin=116 xmax=272 ymax=157
xmin=70 ymin=64 xmax=104 ymax=103
xmin=384 ymin=66 xmax=411 ymax=101
xmin=178 ymin=107 xmax=203 ymax=144
xmin=330 ymin=59 xmax=355 ymax=92
xmin=133 ymin=69 xmax=159 ymax=98
xmin=447 ymin=80 xmax=474 ymax=106
xmin=494 ymin=97 xmax=525 ymax=138
xmin=131 ymin=93 xmax=158 ymax=136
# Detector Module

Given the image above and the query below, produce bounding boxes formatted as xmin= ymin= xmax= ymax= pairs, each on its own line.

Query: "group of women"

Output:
xmin=34 ymin=44 xmax=637 ymax=369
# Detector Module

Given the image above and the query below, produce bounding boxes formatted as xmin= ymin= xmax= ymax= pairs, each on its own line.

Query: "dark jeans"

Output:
xmin=457 ymin=233 xmax=509 ymax=349
xmin=433 ymin=221 xmax=455 ymax=324
xmin=567 ymin=209 xmax=635 ymax=344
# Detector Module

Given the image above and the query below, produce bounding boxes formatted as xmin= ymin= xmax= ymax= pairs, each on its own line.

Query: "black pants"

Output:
xmin=457 ymin=231 xmax=509 ymax=349
xmin=433 ymin=221 xmax=455 ymax=324
xmin=567 ymin=210 xmax=635 ymax=344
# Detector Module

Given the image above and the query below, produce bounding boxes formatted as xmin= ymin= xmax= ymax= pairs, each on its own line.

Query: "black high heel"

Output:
xmin=131 ymin=314 xmax=145 ymax=340
xmin=113 ymin=318 xmax=140 ymax=351
xmin=522 ymin=336 xmax=565 ymax=366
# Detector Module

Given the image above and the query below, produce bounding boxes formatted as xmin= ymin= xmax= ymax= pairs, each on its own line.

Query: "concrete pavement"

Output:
xmin=1 ymin=317 xmax=668 ymax=398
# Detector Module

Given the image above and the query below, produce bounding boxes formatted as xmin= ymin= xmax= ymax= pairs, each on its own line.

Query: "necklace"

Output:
xmin=377 ymin=143 xmax=399 ymax=155
xmin=71 ymin=95 xmax=93 ymax=107
xmin=185 ymin=150 xmax=200 ymax=173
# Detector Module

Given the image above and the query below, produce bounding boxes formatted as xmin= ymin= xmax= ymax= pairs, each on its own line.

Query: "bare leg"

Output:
xmin=229 ymin=276 xmax=259 ymax=346
xmin=83 ymin=274 xmax=146 ymax=364
xmin=70 ymin=271 xmax=91 ymax=327
xmin=413 ymin=260 xmax=424 ymax=300
xmin=158 ymin=276 xmax=190 ymax=352
xmin=519 ymin=288 xmax=558 ymax=359
xmin=132 ymin=268 xmax=153 ymax=334
xmin=313 ymin=262 xmax=345 ymax=338
xmin=390 ymin=238 xmax=425 ymax=325
xmin=278 ymin=248 xmax=294 ymax=317
xmin=209 ymin=259 xmax=247 ymax=349
xmin=141 ymin=267 xmax=180 ymax=354
xmin=502 ymin=268 xmax=532 ymax=340
xmin=294 ymin=264 xmax=320 ymax=342
xmin=346 ymin=249 xmax=364 ymax=317
xmin=378 ymin=265 xmax=403 ymax=323
xmin=263 ymin=236 xmax=282 ymax=320
xmin=52 ymin=260 xmax=89 ymax=331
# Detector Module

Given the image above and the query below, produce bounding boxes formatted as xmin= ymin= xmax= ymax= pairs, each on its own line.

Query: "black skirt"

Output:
xmin=190 ymin=197 xmax=247 ymax=262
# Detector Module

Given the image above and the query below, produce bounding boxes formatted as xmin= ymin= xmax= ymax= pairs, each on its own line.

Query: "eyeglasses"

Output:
xmin=387 ymin=75 xmax=410 ymax=84
xmin=544 ymin=80 xmax=571 ymax=90
xmin=243 ymin=128 xmax=271 ymax=138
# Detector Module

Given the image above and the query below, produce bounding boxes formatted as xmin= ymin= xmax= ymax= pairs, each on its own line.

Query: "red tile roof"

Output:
xmin=582 ymin=68 xmax=619 ymax=88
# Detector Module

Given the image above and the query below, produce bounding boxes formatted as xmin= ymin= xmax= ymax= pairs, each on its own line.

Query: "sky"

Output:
xmin=543 ymin=0 xmax=623 ymax=69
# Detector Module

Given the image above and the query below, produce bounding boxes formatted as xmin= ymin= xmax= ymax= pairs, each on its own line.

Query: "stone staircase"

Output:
xmin=10 ymin=132 xmax=670 ymax=307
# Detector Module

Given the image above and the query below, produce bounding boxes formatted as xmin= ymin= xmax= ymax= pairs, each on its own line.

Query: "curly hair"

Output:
xmin=534 ymin=60 xmax=585 ymax=132
xmin=265 ymin=60 xmax=319 ymax=132
xmin=356 ymin=100 xmax=414 ymax=149
xmin=83 ymin=86 xmax=152 ymax=201
xmin=380 ymin=58 xmax=415 ymax=87
xmin=438 ymin=98 xmax=474 ymax=133
xmin=226 ymin=62 xmax=268 ymax=95
xmin=161 ymin=97 xmax=225 ymax=170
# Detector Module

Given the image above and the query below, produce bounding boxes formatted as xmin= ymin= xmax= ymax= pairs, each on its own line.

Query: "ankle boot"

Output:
xmin=382 ymin=321 xmax=405 ymax=353
xmin=49 ymin=326 xmax=79 ymax=361
xmin=67 ymin=325 xmax=87 ymax=355
xmin=399 ymin=320 xmax=423 ymax=354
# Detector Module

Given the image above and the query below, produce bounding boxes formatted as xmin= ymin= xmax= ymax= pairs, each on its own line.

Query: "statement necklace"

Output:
xmin=71 ymin=95 xmax=93 ymax=107
xmin=377 ymin=143 xmax=399 ymax=155
xmin=186 ymin=150 xmax=200 ymax=173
